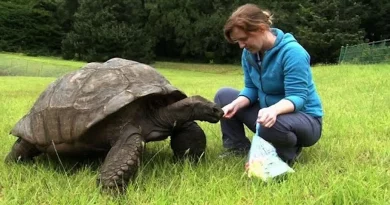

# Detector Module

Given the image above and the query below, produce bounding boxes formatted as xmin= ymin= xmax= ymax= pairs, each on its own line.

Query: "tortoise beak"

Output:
xmin=213 ymin=106 xmax=224 ymax=119
xmin=209 ymin=105 xmax=224 ymax=122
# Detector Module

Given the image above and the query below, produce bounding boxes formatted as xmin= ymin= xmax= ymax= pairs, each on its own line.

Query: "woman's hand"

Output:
xmin=221 ymin=96 xmax=250 ymax=119
xmin=257 ymin=107 xmax=277 ymax=128
xmin=257 ymin=99 xmax=295 ymax=127
xmin=222 ymin=103 xmax=239 ymax=119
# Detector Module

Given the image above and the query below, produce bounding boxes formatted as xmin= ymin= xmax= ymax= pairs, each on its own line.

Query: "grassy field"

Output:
xmin=0 ymin=53 xmax=389 ymax=204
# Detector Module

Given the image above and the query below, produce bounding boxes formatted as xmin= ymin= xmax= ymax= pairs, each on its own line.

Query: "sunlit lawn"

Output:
xmin=0 ymin=53 xmax=389 ymax=204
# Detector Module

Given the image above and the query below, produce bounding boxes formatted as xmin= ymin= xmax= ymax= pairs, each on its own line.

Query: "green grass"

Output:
xmin=0 ymin=53 xmax=389 ymax=204
xmin=0 ymin=52 xmax=85 ymax=77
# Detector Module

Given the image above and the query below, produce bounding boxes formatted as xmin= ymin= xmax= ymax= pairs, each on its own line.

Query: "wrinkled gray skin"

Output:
xmin=5 ymin=58 xmax=224 ymax=192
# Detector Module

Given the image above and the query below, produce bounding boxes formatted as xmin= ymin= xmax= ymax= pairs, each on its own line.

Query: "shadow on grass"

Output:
xmin=5 ymin=144 xmax=206 ymax=177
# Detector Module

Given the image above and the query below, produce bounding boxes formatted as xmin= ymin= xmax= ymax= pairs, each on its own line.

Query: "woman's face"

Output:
xmin=230 ymin=27 xmax=264 ymax=53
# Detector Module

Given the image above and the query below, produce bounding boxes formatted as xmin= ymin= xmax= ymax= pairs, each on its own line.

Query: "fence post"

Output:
xmin=344 ymin=44 xmax=349 ymax=63
xmin=338 ymin=46 xmax=345 ymax=64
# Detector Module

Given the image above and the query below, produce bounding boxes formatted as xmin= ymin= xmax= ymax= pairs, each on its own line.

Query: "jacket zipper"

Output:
xmin=254 ymin=52 xmax=268 ymax=107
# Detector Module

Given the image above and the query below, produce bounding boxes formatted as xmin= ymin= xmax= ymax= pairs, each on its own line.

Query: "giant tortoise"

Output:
xmin=5 ymin=58 xmax=224 ymax=191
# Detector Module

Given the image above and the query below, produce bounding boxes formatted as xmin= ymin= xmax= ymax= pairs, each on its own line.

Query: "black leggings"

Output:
xmin=214 ymin=87 xmax=322 ymax=162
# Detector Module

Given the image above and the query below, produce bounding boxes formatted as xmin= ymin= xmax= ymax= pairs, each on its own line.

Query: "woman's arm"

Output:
xmin=269 ymin=99 xmax=295 ymax=115
xmin=282 ymin=46 xmax=311 ymax=111
xmin=258 ymin=45 xmax=311 ymax=127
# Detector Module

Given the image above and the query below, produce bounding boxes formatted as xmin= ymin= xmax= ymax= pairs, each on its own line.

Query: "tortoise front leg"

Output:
xmin=170 ymin=121 xmax=206 ymax=160
xmin=97 ymin=126 xmax=144 ymax=192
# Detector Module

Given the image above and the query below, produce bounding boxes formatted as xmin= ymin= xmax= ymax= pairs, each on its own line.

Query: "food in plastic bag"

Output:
xmin=245 ymin=123 xmax=295 ymax=181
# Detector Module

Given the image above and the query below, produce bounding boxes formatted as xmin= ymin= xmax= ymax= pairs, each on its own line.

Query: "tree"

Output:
xmin=270 ymin=0 xmax=364 ymax=64
xmin=0 ymin=0 xmax=63 ymax=55
xmin=360 ymin=0 xmax=390 ymax=41
xmin=61 ymin=0 xmax=155 ymax=63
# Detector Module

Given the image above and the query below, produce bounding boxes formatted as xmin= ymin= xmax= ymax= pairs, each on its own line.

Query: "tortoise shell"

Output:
xmin=10 ymin=58 xmax=186 ymax=146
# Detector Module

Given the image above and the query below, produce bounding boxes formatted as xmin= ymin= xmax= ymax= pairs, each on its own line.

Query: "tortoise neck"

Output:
xmin=156 ymin=102 xmax=193 ymax=128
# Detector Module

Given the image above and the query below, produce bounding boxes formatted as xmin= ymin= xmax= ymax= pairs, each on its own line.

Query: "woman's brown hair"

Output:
xmin=223 ymin=4 xmax=273 ymax=43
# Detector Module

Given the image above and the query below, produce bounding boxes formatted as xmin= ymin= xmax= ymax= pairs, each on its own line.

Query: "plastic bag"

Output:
xmin=245 ymin=123 xmax=295 ymax=181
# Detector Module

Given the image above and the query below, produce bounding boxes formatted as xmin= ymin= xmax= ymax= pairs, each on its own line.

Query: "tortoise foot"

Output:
xmin=97 ymin=132 xmax=144 ymax=192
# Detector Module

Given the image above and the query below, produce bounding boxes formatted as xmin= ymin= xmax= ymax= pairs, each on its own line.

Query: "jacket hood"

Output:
xmin=243 ymin=28 xmax=297 ymax=61
xmin=268 ymin=28 xmax=297 ymax=54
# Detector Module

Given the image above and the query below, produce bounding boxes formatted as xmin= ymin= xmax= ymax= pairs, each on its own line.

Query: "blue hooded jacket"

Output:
xmin=239 ymin=28 xmax=323 ymax=118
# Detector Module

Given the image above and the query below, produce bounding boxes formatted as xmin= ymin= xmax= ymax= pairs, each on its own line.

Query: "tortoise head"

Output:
xmin=177 ymin=95 xmax=224 ymax=123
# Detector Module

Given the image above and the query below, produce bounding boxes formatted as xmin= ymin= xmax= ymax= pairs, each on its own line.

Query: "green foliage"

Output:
xmin=1 ymin=0 xmax=389 ymax=64
xmin=61 ymin=0 xmax=155 ymax=63
xmin=360 ymin=0 xmax=390 ymax=41
xmin=269 ymin=0 xmax=364 ymax=64
xmin=55 ymin=0 xmax=79 ymax=33
xmin=147 ymin=0 xmax=242 ymax=63
xmin=0 ymin=0 xmax=64 ymax=56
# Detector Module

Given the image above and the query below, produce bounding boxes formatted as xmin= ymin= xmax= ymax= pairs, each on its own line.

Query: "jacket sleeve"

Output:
xmin=238 ymin=50 xmax=258 ymax=104
xmin=283 ymin=46 xmax=310 ymax=111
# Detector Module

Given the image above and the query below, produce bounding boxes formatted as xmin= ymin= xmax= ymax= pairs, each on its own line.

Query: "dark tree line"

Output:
xmin=1 ymin=0 xmax=389 ymax=64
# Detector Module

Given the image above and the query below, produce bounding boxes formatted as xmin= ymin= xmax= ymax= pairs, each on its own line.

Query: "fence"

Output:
xmin=0 ymin=54 xmax=83 ymax=77
xmin=338 ymin=39 xmax=390 ymax=64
